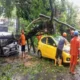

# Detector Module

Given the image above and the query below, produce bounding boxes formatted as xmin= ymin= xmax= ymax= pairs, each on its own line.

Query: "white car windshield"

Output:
xmin=54 ymin=36 xmax=62 ymax=42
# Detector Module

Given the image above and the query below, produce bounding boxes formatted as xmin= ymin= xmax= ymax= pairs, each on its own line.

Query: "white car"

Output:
xmin=0 ymin=32 xmax=19 ymax=56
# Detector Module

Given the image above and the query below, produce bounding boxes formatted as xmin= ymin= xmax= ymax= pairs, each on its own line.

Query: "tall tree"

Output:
xmin=0 ymin=0 xmax=14 ymax=17
xmin=0 ymin=0 xmax=79 ymax=30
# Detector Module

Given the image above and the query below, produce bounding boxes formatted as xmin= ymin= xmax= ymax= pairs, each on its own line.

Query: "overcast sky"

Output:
xmin=69 ymin=0 xmax=80 ymax=7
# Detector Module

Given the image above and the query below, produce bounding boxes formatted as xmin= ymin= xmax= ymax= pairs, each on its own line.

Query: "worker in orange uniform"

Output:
xmin=19 ymin=30 xmax=26 ymax=59
xmin=55 ymin=32 xmax=68 ymax=66
xmin=70 ymin=31 xmax=80 ymax=75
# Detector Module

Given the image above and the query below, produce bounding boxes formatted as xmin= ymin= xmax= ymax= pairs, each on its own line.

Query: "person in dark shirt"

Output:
xmin=55 ymin=32 xmax=68 ymax=66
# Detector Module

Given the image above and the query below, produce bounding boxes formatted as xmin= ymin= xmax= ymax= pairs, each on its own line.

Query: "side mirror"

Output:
xmin=53 ymin=43 xmax=56 ymax=47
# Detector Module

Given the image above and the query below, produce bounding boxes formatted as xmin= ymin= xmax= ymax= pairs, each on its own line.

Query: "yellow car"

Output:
xmin=37 ymin=35 xmax=71 ymax=63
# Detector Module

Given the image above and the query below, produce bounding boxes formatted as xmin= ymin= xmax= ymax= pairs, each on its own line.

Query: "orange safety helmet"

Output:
xmin=63 ymin=32 xmax=67 ymax=37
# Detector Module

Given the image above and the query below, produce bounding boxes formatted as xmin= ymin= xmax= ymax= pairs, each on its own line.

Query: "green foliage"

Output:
xmin=15 ymin=0 xmax=50 ymax=21
xmin=11 ymin=6 xmax=17 ymax=18
xmin=29 ymin=0 xmax=50 ymax=20
xmin=0 ymin=6 xmax=4 ymax=15
xmin=0 ymin=0 xmax=14 ymax=17
xmin=53 ymin=0 xmax=79 ymax=33
xmin=32 ymin=36 xmax=38 ymax=47
xmin=66 ymin=2 xmax=78 ymax=27
xmin=0 ymin=0 xmax=79 ymax=33
xmin=0 ymin=57 xmax=69 ymax=80
xmin=19 ymin=18 xmax=30 ymax=33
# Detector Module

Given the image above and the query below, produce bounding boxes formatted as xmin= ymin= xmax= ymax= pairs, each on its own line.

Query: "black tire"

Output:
xmin=37 ymin=51 xmax=42 ymax=58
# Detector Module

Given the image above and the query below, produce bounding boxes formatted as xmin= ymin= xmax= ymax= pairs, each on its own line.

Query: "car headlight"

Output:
xmin=66 ymin=58 xmax=70 ymax=61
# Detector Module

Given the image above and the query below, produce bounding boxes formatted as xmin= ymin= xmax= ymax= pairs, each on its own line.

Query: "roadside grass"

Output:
xmin=0 ymin=56 xmax=69 ymax=80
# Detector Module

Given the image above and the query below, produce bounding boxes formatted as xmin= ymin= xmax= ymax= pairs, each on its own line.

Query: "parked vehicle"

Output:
xmin=37 ymin=35 xmax=71 ymax=63
xmin=0 ymin=32 xmax=19 ymax=56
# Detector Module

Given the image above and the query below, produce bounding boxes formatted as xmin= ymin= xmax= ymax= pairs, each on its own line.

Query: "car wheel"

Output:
xmin=37 ymin=51 xmax=42 ymax=58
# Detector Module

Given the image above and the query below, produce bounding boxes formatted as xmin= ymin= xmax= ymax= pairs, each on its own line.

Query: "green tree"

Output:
xmin=0 ymin=0 xmax=14 ymax=17
xmin=0 ymin=0 xmax=79 ymax=33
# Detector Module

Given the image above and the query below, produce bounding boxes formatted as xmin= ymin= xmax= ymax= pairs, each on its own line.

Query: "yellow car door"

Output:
xmin=44 ymin=37 xmax=57 ymax=59
xmin=39 ymin=37 xmax=48 ymax=57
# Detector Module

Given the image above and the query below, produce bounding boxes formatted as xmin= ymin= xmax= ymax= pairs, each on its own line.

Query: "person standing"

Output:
xmin=55 ymin=32 xmax=68 ymax=66
xmin=19 ymin=30 xmax=26 ymax=59
xmin=70 ymin=30 xmax=74 ymax=39
xmin=70 ymin=31 xmax=80 ymax=75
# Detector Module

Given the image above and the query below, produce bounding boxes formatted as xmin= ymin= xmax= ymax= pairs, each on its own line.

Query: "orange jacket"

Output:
xmin=70 ymin=36 xmax=80 ymax=56
xmin=20 ymin=33 xmax=26 ymax=45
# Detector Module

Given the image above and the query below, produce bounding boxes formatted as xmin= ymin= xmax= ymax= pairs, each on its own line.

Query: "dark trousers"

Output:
xmin=56 ymin=48 xmax=62 ymax=59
